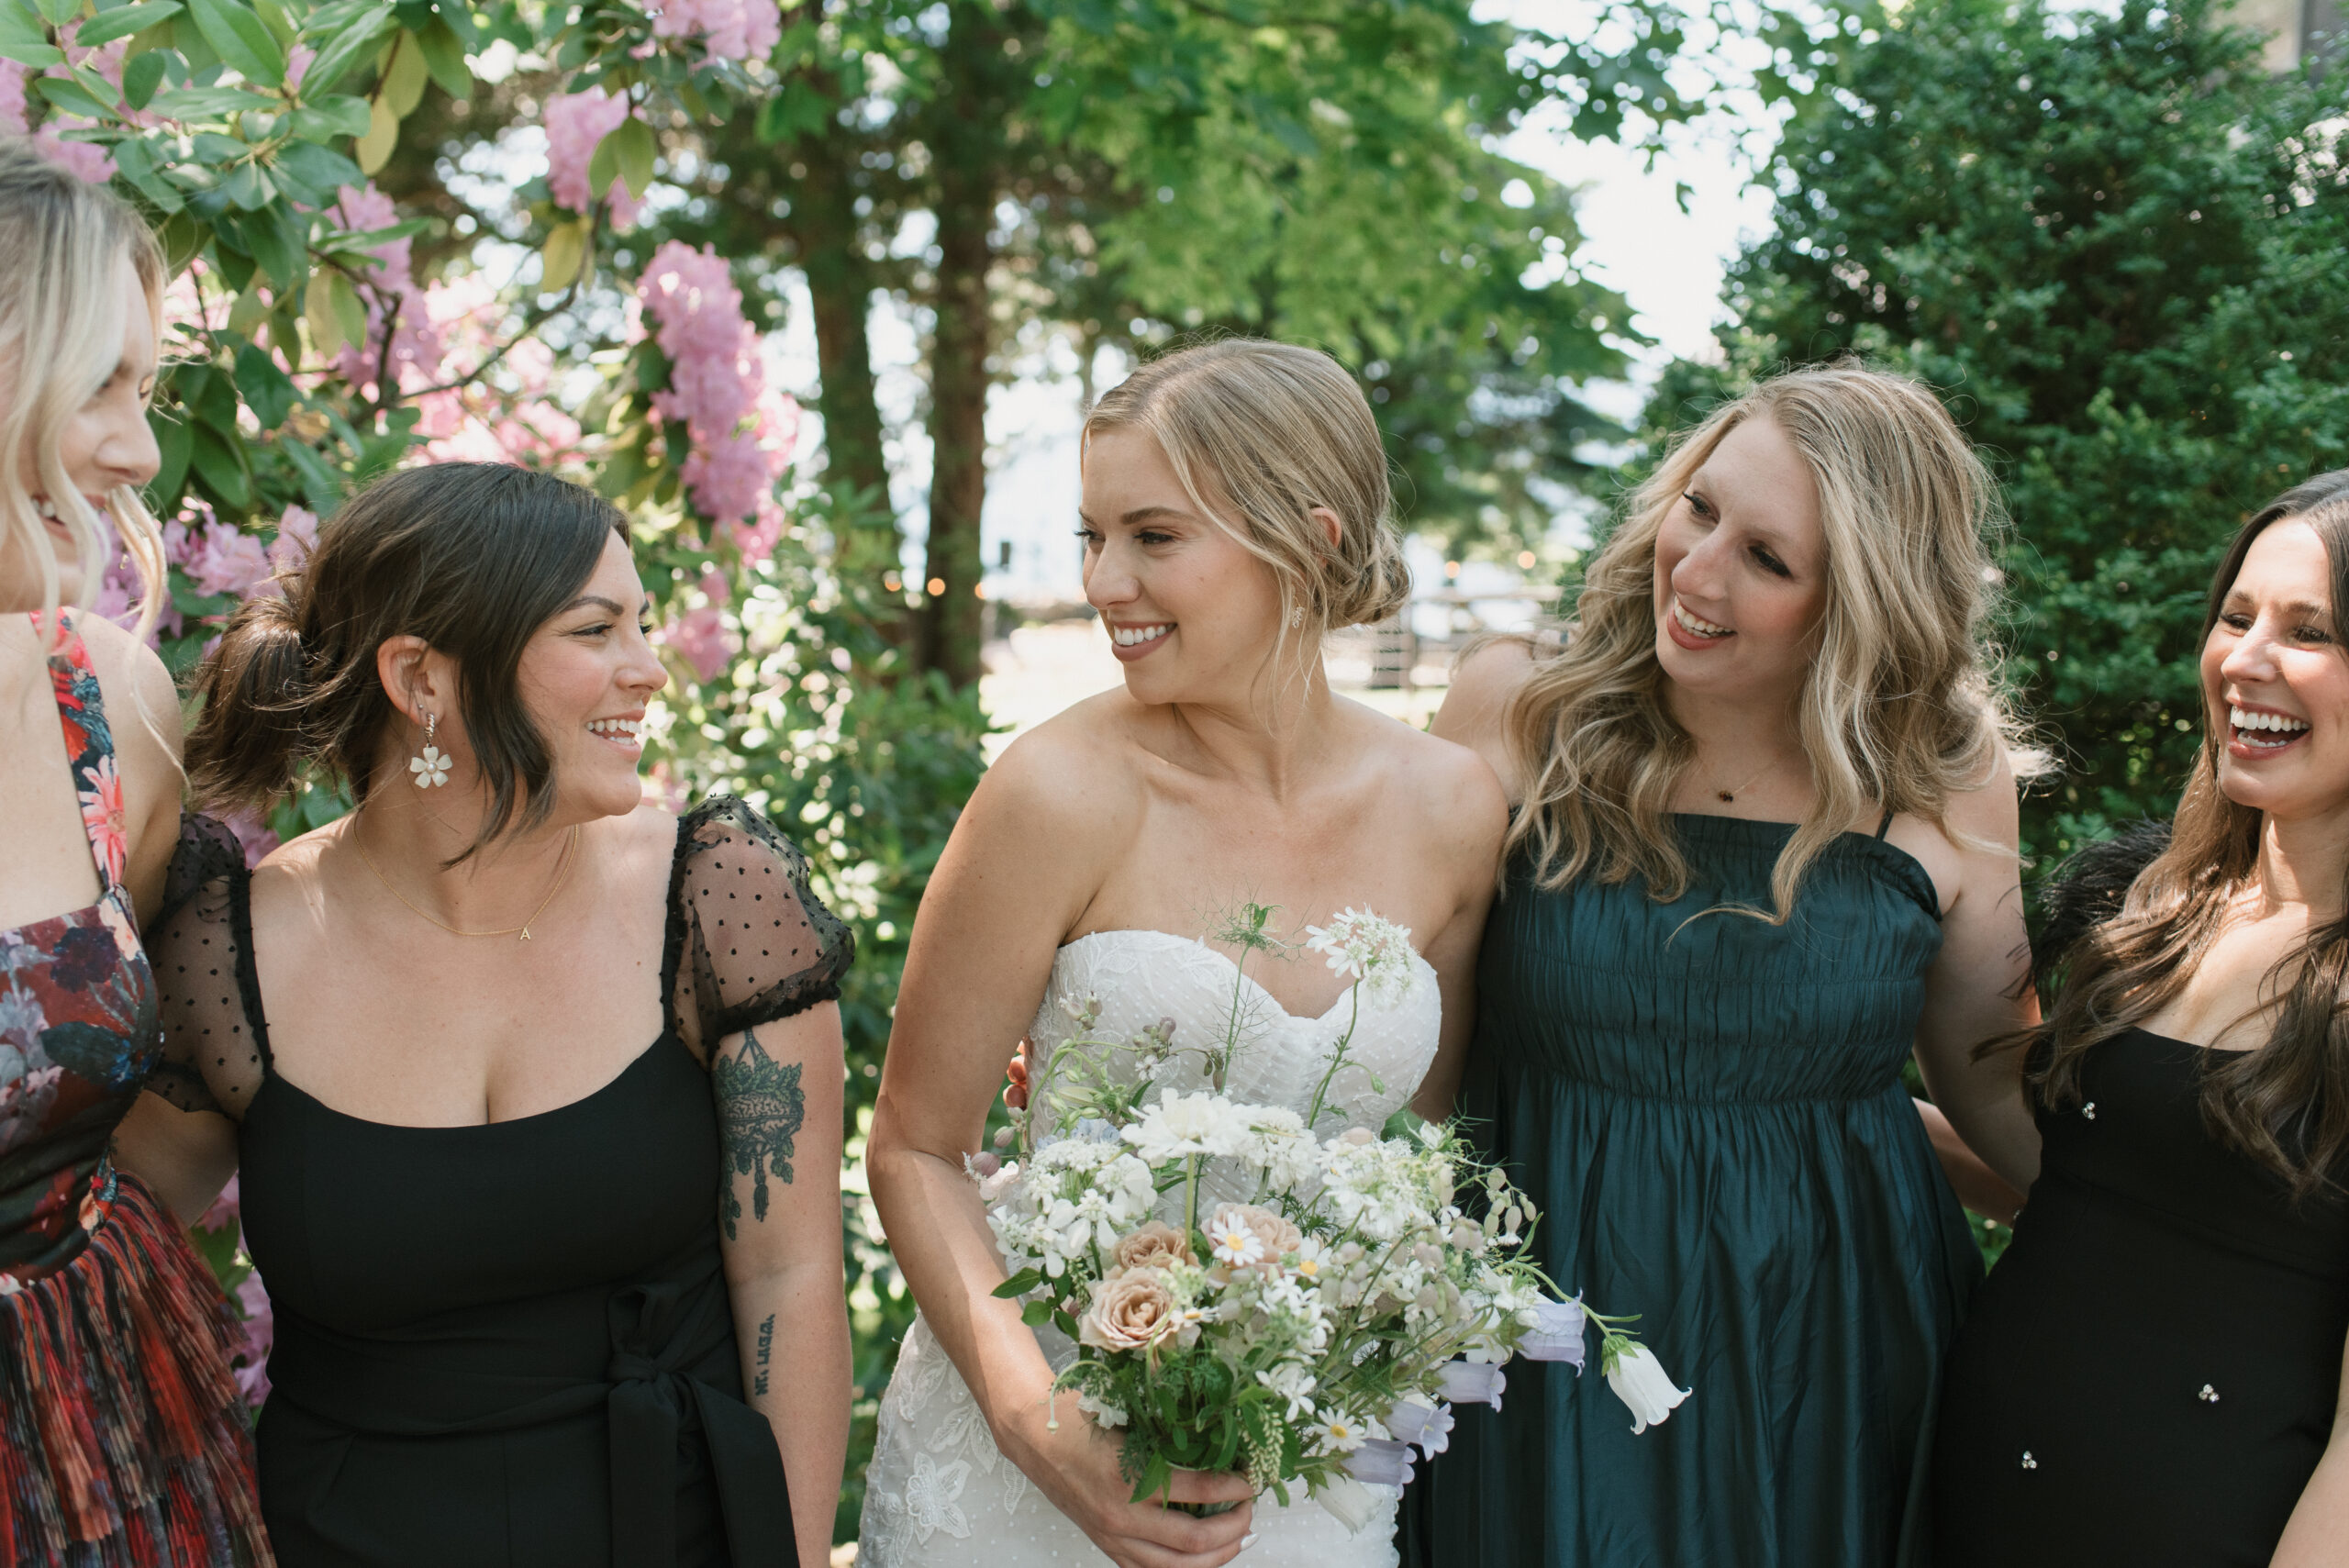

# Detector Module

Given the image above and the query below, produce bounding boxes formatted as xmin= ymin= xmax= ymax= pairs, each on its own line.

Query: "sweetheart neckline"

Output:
xmin=1054 ymin=927 xmax=1436 ymax=1029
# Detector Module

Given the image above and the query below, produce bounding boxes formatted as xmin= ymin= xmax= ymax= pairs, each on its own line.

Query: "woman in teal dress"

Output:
xmin=1407 ymin=364 xmax=2043 ymax=1567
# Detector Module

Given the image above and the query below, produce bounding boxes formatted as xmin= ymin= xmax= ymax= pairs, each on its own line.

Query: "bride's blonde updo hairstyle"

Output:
xmin=0 ymin=139 xmax=169 ymax=634
xmin=1508 ymin=361 xmax=2027 ymax=922
xmin=1083 ymin=339 xmax=1410 ymax=665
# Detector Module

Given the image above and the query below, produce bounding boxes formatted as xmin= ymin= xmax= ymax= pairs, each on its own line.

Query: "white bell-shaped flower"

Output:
xmin=1605 ymin=1342 xmax=1690 ymax=1435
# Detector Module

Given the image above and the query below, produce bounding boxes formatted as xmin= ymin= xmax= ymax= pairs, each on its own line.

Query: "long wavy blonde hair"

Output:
xmin=1505 ymin=363 xmax=2021 ymax=921
xmin=0 ymin=139 xmax=169 ymax=636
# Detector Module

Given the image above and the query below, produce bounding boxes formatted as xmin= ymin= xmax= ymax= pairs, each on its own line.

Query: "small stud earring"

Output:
xmin=409 ymin=713 xmax=451 ymax=788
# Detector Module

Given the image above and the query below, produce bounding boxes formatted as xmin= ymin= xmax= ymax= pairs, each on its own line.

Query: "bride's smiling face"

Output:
xmin=1078 ymin=426 xmax=1286 ymax=706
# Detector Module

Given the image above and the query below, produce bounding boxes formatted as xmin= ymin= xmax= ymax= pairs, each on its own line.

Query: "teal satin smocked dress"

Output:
xmin=1407 ymin=814 xmax=1979 ymax=1568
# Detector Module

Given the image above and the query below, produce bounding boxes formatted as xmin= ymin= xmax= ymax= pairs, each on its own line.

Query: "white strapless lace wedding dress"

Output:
xmin=859 ymin=929 xmax=1442 ymax=1567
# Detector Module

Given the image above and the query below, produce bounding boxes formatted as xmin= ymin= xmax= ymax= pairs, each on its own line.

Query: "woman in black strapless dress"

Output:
xmin=1933 ymin=472 xmax=2349 ymax=1565
xmin=117 ymin=463 xmax=852 ymax=1568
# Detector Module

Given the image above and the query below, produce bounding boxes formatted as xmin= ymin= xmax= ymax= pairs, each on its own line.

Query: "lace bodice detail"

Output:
xmin=861 ymin=927 xmax=1441 ymax=1568
xmin=1030 ymin=930 xmax=1441 ymax=1207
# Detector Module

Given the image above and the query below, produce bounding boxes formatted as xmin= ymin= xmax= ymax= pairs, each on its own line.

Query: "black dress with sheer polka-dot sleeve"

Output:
xmin=146 ymin=795 xmax=852 ymax=1568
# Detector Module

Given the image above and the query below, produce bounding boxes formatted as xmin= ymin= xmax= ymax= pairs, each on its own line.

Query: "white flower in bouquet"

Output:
xmin=1386 ymin=1395 xmax=1454 ymax=1457
xmin=1604 ymin=1341 xmax=1691 ymax=1435
xmin=1320 ymin=1136 xmax=1433 ymax=1242
xmin=1204 ymin=1208 xmax=1267 ymax=1270
xmin=1243 ymin=1106 xmax=1321 ymax=1191
xmin=1302 ymin=908 xmax=1419 ymax=1004
xmin=1435 ymin=1360 xmax=1507 ymax=1408
xmin=1076 ymin=1390 xmax=1129 ymax=1429
xmin=1206 ymin=1202 xmax=1302 ymax=1280
xmin=1308 ymin=1408 xmax=1376 ymax=1455
xmin=1124 ymin=1091 xmax=1252 ymax=1164
xmin=1255 ymin=1362 xmax=1319 ymax=1421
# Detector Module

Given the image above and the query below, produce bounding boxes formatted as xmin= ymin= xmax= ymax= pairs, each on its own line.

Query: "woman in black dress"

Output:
xmin=1933 ymin=470 xmax=2349 ymax=1564
xmin=114 ymin=462 xmax=851 ymax=1567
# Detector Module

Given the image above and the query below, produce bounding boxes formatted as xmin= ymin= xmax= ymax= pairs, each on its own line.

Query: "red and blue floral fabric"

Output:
xmin=0 ymin=611 xmax=158 ymax=1289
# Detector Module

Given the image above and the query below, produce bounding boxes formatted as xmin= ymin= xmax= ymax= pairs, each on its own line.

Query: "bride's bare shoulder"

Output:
xmin=1340 ymin=700 xmax=1508 ymax=856
xmin=963 ymin=689 xmax=1151 ymax=842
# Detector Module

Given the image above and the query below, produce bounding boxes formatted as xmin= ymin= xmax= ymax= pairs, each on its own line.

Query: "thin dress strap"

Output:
xmin=227 ymin=862 xmax=277 ymax=1074
xmin=32 ymin=609 xmax=128 ymax=893
xmin=1875 ymin=808 xmax=1897 ymax=840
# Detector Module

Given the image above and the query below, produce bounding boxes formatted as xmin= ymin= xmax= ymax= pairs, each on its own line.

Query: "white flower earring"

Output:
xmin=409 ymin=713 xmax=451 ymax=788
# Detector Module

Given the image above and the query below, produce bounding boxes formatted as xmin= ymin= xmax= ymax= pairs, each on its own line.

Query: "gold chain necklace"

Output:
xmin=351 ymin=822 xmax=581 ymax=942
xmin=1704 ymin=756 xmax=1780 ymax=806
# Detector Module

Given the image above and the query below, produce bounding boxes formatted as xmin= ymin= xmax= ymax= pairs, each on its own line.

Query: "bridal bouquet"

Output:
xmin=974 ymin=906 xmax=1686 ymax=1530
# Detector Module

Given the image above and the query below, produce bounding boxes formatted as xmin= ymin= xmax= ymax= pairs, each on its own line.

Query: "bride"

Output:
xmin=859 ymin=339 xmax=1506 ymax=1568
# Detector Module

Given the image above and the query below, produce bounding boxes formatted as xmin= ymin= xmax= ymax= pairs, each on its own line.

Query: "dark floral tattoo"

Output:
xmin=715 ymin=1026 xmax=806 ymax=1240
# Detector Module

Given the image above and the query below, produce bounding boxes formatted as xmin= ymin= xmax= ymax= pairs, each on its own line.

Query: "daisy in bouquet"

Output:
xmin=974 ymin=906 xmax=1687 ymax=1530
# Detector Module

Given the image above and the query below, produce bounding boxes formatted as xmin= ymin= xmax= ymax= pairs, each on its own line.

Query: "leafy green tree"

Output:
xmin=1642 ymin=0 xmax=2349 ymax=860
xmin=719 ymin=0 xmax=1706 ymax=683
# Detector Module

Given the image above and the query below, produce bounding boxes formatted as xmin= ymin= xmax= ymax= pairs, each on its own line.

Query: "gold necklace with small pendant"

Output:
xmin=352 ymin=823 xmax=580 ymax=942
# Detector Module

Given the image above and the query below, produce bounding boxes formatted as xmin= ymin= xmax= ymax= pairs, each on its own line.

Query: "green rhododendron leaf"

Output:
xmin=73 ymin=2 xmax=185 ymax=48
xmin=186 ymin=0 xmax=286 ymax=84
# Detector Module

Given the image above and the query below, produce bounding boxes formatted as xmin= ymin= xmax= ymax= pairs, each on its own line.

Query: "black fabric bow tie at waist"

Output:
xmin=267 ymin=1240 xmax=797 ymax=1568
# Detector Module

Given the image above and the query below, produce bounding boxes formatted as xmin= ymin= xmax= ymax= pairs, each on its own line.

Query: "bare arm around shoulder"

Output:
xmin=2273 ymin=1329 xmax=2349 ymax=1566
xmin=1431 ymin=638 xmax=1535 ymax=809
xmin=865 ymin=723 xmax=1255 ymax=1568
xmin=1405 ymin=737 xmax=1508 ymax=1122
xmin=1909 ymin=749 xmax=2043 ymax=1196
xmin=714 ymin=1002 xmax=851 ymax=1568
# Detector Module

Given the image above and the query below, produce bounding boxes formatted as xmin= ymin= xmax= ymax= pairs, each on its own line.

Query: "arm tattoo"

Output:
xmin=714 ymin=1024 xmax=807 ymax=1241
xmin=753 ymin=1311 xmax=775 ymax=1396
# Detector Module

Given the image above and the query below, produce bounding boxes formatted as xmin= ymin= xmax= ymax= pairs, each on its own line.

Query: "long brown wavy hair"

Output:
xmin=2017 ymin=468 xmax=2349 ymax=1195
xmin=1504 ymin=363 xmax=2021 ymax=922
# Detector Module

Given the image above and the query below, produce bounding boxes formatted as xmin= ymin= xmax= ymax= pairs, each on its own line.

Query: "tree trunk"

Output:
xmin=913 ymin=1 xmax=1008 ymax=689
xmin=794 ymin=128 xmax=898 ymax=595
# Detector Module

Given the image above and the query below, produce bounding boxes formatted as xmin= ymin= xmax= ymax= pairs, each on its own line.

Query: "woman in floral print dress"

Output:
xmin=0 ymin=141 xmax=269 ymax=1566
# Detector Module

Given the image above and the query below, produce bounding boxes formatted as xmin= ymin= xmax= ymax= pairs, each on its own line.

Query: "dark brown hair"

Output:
xmin=2016 ymin=467 xmax=2349 ymax=1195
xmin=187 ymin=463 xmax=628 ymax=858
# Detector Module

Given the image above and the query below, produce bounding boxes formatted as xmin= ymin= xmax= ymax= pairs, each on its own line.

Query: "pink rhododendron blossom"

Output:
xmin=663 ymin=604 xmax=737 ymax=683
xmin=0 ymin=60 xmax=28 ymax=137
xmin=222 ymin=810 xmax=280 ymax=869
xmin=32 ymin=124 xmax=114 ymax=183
xmin=233 ymin=1269 xmax=273 ymax=1406
xmin=641 ymin=762 xmax=690 ymax=813
xmin=271 ymin=507 xmax=319 ymax=576
xmin=410 ymin=282 xmax=594 ymax=466
xmin=90 ymin=535 xmax=180 ymax=643
xmin=638 ymin=242 xmax=795 ymax=526
xmin=197 ymin=1177 xmax=273 ymax=1408
xmin=168 ymin=516 xmax=274 ymax=598
xmin=328 ymin=184 xmax=445 ymax=395
xmin=651 ymin=0 xmax=781 ymax=61
xmin=543 ymin=88 xmax=641 ymax=228
xmin=729 ymin=507 xmax=784 ymax=564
